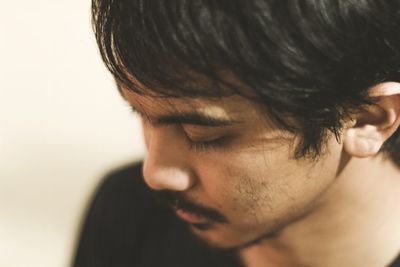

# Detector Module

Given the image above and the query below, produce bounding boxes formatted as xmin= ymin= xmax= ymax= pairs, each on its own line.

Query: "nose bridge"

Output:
xmin=142 ymin=126 xmax=194 ymax=191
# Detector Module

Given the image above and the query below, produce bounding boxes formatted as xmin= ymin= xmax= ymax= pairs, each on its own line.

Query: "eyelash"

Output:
xmin=133 ymin=111 xmax=231 ymax=153
xmin=184 ymin=135 xmax=230 ymax=152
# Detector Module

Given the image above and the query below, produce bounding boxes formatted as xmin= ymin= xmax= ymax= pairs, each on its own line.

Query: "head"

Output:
xmin=92 ymin=0 xmax=400 ymax=249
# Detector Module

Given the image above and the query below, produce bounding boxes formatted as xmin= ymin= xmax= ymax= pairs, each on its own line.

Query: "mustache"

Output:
xmin=151 ymin=190 xmax=228 ymax=224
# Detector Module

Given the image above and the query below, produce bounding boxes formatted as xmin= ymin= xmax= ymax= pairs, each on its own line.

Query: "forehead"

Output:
xmin=116 ymin=65 xmax=265 ymax=118
xmin=120 ymin=84 xmax=262 ymax=121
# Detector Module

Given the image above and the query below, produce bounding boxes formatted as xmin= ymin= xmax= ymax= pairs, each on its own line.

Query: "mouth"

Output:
xmin=175 ymin=208 xmax=210 ymax=224
xmin=151 ymin=190 xmax=229 ymax=225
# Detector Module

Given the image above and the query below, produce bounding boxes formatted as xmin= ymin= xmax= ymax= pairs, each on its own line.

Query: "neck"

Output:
xmin=239 ymin=154 xmax=400 ymax=267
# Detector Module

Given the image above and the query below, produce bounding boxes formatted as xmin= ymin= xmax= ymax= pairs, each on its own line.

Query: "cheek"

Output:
xmin=194 ymin=150 xmax=286 ymax=218
xmin=194 ymin=143 xmax=340 ymax=225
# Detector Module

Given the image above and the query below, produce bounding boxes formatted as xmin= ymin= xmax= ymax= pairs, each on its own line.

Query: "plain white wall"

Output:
xmin=0 ymin=1 xmax=145 ymax=267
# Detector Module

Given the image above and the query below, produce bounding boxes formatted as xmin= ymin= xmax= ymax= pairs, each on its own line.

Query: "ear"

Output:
xmin=343 ymin=82 xmax=400 ymax=158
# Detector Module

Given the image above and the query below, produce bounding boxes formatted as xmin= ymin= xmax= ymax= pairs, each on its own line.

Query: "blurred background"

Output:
xmin=0 ymin=1 xmax=145 ymax=267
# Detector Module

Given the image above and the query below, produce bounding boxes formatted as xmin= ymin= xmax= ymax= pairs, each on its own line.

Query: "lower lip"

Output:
xmin=175 ymin=209 xmax=209 ymax=224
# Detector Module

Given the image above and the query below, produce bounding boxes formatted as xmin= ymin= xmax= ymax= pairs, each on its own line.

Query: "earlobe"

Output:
xmin=343 ymin=126 xmax=384 ymax=158
xmin=342 ymin=82 xmax=400 ymax=158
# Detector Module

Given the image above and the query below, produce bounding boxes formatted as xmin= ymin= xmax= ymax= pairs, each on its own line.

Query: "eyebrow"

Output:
xmin=116 ymin=82 xmax=242 ymax=127
xmin=130 ymin=105 xmax=242 ymax=127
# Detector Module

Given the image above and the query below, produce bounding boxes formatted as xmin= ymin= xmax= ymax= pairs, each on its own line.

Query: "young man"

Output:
xmin=74 ymin=0 xmax=400 ymax=266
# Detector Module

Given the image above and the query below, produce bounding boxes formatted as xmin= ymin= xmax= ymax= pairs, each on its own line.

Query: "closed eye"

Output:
xmin=183 ymin=134 xmax=232 ymax=152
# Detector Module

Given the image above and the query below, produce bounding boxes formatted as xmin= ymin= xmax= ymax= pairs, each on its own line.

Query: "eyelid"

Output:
xmin=132 ymin=108 xmax=233 ymax=152
xmin=185 ymin=137 xmax=229 ymax=152
xmin=182 ymin=124 xmax=229 ymax=136
xmin=183 ymin=131 xmax=233 ymax=153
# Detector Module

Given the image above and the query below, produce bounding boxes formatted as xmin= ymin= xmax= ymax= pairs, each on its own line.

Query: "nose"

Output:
xmin=142 ymin=126 xmax=195 ymax=191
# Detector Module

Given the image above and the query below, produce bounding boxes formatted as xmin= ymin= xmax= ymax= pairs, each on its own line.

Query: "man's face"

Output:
xmin=122 ymin=87 xmax=344 ymax=249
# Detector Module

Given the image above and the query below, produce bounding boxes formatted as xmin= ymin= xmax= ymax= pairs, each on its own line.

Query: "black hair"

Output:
xmin=92 ymin=0 xmax=400 ymax=165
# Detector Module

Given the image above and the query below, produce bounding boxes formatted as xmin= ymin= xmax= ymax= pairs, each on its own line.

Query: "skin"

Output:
xmin=120 ymin=82 xmax=400 ymax=267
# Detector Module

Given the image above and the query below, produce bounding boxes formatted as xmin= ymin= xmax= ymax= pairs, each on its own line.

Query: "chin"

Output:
xmin=188 ymin=223 xmax=279 ymax=251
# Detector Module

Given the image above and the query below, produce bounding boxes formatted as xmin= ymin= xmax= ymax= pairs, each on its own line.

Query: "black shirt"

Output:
xmin=73 ymin=162 xmax=400 ymax=267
